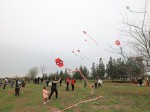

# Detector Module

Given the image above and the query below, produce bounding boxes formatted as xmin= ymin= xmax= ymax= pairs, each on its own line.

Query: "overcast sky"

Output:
xmin=0 ymin=0 xmax=145 ymax=77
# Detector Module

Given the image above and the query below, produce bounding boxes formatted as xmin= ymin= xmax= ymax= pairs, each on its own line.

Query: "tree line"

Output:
xmin=26 ymin=56 xmax=143 ymax=82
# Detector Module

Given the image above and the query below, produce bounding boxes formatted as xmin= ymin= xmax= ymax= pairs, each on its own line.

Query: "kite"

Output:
xmin=72 ymin=50 xmax=84 ymax=60
xmin=126 ymin=6 xmax=145 ymax=13
xmin=83 ymin=31 xmax=98 ymax=46
xmin=77 ymin=49 xmax=89 ymax=60
xmin=55 ymin=58 xmax=64 ymax=67
xmin=84 ymin=39 xmax=94 ymax=45
xmin=115 ymin=40 xmax=120 ymax=46
xmin=83 ymin=31 xmax=86 ymax=34
xmin=72 ymin=51 xmax=78 ymax=56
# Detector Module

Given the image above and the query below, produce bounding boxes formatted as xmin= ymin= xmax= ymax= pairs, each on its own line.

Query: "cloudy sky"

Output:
xmin=0 ymin=0 xmax=145 ymax=77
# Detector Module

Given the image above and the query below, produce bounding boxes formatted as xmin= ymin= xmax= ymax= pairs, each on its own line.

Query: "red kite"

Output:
xmin=115 ymin=40 xmax=120 ymax=46
xmin=55 ymin=58 xmax=64 ymax=67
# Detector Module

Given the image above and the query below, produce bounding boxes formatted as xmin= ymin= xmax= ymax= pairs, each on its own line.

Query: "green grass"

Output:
xmin=0 ymin=81 xmax=150 ymax=112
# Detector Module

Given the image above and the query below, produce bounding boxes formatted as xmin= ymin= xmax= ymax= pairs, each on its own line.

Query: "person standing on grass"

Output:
xmin=98 ymin=78 xmax=102 ymax=87
xmin=84 ymin=77 xmax=87 ymax=87
xmin=15 ymin=79 xmax=20 ymax=96
xmin=46 ymin=79 xmax=49 ymax=87
xmin=66 ymin=77 xmax=70 ymax=91
xmin=10 ymin=79 xmax=15 ymax=88
xmin=42 ymin=87 xmax=49 ymax=104
xmin=37 ymin=77 xmax=40 ymax=85
xmin=138 ymin=78 xmax=143 ymax=86
xmin=47 ymin=77 xmax=61 ymax=102
xmin=60 ymin=78 xmax=62 ymax=86
xmin=71 ymin=78 xmax=75 ymax=91
xmin=143 ymin=77 xmax=150 ymax=86
xmin=0 ymin=80 xmax=2 ymax=87
xmin=94 ymin=79 xmax=98 ymax=88
xmin=21 ymin=79 xmax=26 ymax=94
xmin=146 ymin=78 xmax=149 ymax=86
xmin=3 ymin=77 xmax=8 ymax=90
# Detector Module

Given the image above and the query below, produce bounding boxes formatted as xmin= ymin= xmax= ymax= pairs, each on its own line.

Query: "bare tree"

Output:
xmin=110 ymin=0 xmax=150 ymax=74
xmin=28 ymin=66 xmax=39 ymax=79
xmin=40 ymin=65 xmax=46 ymax=79
xmin=118 ymin=0 xmax=150 ymax=72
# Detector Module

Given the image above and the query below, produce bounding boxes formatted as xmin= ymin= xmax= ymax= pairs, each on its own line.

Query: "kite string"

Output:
xmin=55 ymin=96 xmax=103 ymax=112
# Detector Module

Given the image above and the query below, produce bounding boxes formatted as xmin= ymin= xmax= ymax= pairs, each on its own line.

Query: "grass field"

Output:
xmin=0 ymin=81 xmax=150 ymax=112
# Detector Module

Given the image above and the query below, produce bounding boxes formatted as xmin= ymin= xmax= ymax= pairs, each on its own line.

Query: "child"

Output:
xmin=42 ymin=87 xmax=49 ymax=104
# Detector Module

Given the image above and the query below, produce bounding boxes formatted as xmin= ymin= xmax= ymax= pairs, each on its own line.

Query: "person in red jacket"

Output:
xmin=66 ymin=77 xmax=70 ymax=91
xmin=71 ymin=78 xmax=76 ymax=91
xmin=146 ymin=77 xmax=149 ymax=86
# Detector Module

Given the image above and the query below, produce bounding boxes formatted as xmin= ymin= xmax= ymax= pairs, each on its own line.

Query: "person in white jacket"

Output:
xmin=98 ymin=78 xmax=102 ymax=87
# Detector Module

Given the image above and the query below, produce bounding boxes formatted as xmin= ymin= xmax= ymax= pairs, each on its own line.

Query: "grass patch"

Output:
xmin=0 ymin=81 xmax=150 ymax=112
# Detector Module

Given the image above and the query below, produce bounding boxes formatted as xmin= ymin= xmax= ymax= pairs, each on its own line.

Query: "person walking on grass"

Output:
xmin=47 ymin=77 xmax=61 ymax=102
xmin=42 ymin=87 xmax=49 ymax=104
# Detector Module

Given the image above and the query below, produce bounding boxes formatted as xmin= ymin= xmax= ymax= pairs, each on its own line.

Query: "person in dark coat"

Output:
xmin=47 ymin=77 xmax=61 ymax=102
xmin=60 ymin=79 xmax=62 ymax=86
xmin=15 ymin=79 xmax=20 ymax=96
xmin=37 ymin=77 xmax=40 ymax=85
xmin=138 ymin=78 xmax=142 ymax=86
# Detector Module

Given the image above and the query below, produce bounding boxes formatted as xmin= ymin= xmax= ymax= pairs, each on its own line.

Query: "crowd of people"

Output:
xmin=0 ymin=77 xmax=26 ymax=96
xmin=0 ymin=76 xmax=149 ymax=105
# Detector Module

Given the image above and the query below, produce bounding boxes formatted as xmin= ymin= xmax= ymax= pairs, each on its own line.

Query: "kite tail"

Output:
xmin=87 ymin=34 xmax=98 ymax=46
xmin=74 ymin=53 xmax=84 ymax=60
xmin=75 ymin=70 xmax=93 ymax=94
xmin=79 ymin=55 xmax=84 ymax=60
xmin=79 ymin=52 xmax=89 ymax=60
xmin=85 ymin=39 xmax=95 ymax=45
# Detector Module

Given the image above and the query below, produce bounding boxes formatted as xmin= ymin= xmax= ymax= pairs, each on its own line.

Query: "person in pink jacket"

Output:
xmin=42 ymin=87 xmax=49 ymax=104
